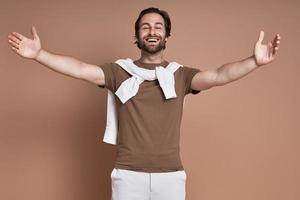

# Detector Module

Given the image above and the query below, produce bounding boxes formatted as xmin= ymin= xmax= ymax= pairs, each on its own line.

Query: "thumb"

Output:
xmin=257 ymin=30 xmax=264 ymax=44
xmin=31 ymin=25 xmax=39 ymax=40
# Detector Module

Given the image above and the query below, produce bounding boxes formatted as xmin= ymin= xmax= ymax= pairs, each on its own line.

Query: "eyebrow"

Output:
xmin=140 ymin=22 xmax=164 ymax=26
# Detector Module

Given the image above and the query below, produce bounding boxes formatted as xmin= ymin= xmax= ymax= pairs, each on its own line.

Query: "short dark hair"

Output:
xmin=134 ymin=7 xmax=171 ymax=49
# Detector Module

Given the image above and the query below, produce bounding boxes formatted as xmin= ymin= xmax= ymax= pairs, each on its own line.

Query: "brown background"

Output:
xmin=1 ymin=0 xmax=299 ymax=200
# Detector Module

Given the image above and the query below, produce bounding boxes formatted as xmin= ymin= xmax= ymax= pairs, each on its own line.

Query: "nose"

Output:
xmin=149 ymin=27 xmax=155 ymax=35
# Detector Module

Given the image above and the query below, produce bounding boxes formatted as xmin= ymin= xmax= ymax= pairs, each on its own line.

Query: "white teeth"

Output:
xmin=146 ymin=38 xmax=158 ymax=42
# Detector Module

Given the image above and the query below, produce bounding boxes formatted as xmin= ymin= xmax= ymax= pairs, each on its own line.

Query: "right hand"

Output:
xmin=7 ymin=25 xmax=42 ymax=59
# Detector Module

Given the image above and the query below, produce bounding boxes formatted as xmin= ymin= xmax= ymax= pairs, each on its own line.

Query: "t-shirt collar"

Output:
xmin=133 ymin=59 xmax=169 ymax=70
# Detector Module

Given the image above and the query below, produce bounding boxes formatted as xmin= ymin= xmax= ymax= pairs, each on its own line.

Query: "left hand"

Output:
xmin=254 ymin=31 xmax=281 ymax=66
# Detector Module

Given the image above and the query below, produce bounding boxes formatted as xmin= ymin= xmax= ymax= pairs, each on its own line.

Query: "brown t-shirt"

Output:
xmin=98 ymin=59 xmax=201 ymax=172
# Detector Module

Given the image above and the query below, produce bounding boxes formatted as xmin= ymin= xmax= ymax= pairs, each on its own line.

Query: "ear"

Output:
xmin=133 ymin=35 xmax=138 ymax=43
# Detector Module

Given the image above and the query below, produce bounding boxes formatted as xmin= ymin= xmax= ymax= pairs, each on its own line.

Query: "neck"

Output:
xmin=138 ymin=49 xmax=165 ymax=64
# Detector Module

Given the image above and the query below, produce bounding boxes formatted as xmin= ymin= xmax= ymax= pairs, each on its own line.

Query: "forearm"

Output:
xmin=216 ymin=55 xmax=259 ymax=85
xmin=34 ymin=49 xmax=83 ymax=79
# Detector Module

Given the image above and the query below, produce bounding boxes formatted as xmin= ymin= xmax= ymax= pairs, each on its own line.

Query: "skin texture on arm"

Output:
xmin=191 ymin=31 xmax=281 ymax=91
xmin=7 ymin=25 xmax=105 ymax=86
xmin=80 ymin=63 xmax=105 ymax=86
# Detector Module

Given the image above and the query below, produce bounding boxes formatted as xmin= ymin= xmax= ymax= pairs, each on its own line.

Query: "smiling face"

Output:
xmin=136 ymin=13 xmax=168 ymax=54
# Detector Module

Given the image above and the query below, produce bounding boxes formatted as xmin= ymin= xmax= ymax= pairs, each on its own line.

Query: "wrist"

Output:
xmin=252 ymin=54 xmax=267 ymax=68
xmin=252 ymin=54 xmax=261 ymax=67
xmin=34 ymin=48 xmax=44 ymax=61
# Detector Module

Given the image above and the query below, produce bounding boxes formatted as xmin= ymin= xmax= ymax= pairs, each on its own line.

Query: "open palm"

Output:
xmin=254 ymin=31 xmax=281 ymax=66
xmin=8 ymin=25 xmax=41 ymax=59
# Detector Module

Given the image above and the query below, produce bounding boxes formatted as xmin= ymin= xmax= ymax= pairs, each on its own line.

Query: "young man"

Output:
xmin=7 ymin=7 xmax=280 ymax=200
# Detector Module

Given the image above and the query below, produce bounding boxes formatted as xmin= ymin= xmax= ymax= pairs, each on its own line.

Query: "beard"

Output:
xmin=137 ymin=36 xmax=167 ymax=54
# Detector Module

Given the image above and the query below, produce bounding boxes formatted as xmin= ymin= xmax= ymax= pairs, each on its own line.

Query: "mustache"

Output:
xmin=143 ymin=35 xmax=162 ymax=39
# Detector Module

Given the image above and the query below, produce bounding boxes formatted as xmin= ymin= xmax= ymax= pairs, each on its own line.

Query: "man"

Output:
xmin=7 ymin=7 xmax=280 ymax=200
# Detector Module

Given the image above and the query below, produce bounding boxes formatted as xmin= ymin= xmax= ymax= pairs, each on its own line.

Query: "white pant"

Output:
xmin=110 ymin=168 xmax=187 ymax=200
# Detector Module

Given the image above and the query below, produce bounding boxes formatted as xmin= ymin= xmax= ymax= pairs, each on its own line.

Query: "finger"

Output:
xmin=274 ymin=41 xmax=280 ymax=49
xmin=11 ymin=32 xmax=25 ymax=41
xmin=273 ymin=46 xmax=279 ymax=55
xmin=8 ymin=34 xmax=21 ymax=44
xmin=11 ymin=46 xmax=19 ymax=53
xmin=258 ymin=30 xmax=264 ymax=43
xmin=268 ymin=42 xmax=275 ymax=58
xmin=269 ymin=46 xmax=276 ymax=61
xmin=8 ymin=39 xmax=20 ymax=49
xmin=275 ymin=34 xmax=281 ymax=43
xmin=276 ymin=35 xmax=281 ymax=43
xmin=269 ymin=54 xmax=275 ymax=62
xmin=272 ymin=35 xmax=280 ymax=47
xmin=31 ymin=25 xmax=39 ymax=39
xmin=271 ymin=34 xmax=280 ymax=56
xmin=271 ymin=37 xmax=278 ymax=47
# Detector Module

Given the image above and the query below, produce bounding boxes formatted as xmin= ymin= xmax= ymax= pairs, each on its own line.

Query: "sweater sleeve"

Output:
xmin=97 ymin=62 xmax=120 ymax=93
xmin=182 ymin=66 xmax=201 ymax=95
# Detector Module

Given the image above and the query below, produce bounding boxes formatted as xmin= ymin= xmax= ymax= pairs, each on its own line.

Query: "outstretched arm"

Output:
xmin=7 ymin=25 xmax=105 ymax=86
xmin=191 ymin=31 xmax=281 ymax=91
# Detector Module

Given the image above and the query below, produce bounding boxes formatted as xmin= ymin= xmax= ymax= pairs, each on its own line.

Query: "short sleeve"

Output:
xmin=97 ymin=62 xmax=119 ymax=92
xmin=182 ymin=66 xmax=201 ymax=95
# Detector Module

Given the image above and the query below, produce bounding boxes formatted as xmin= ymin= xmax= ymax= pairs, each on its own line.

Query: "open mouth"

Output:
xmin=145 ymin=37 xmax=160 ymax=44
